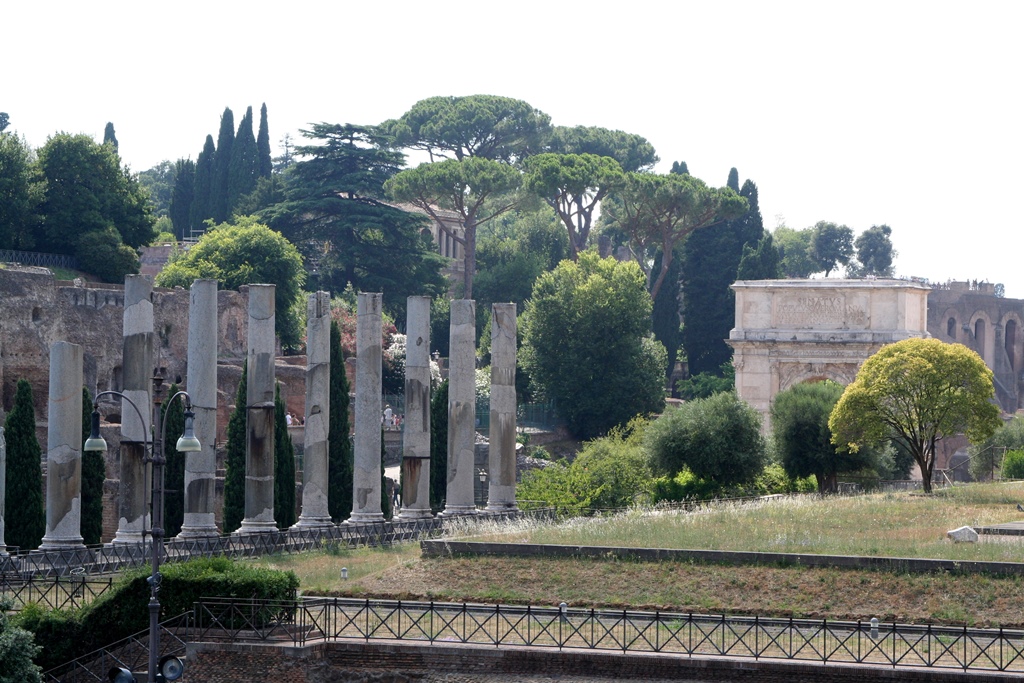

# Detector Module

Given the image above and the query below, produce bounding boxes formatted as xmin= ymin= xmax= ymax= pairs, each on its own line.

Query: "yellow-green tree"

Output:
xmin=829 ymin=338 xmax=1001 ymax=493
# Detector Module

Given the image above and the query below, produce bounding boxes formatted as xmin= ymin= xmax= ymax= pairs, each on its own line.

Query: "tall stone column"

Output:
xmin=113 ymin=275 xmax=153 ymax=545
xmin=294 ymin=292 xmax=333 ymax=528
xmin=239 ymin=284 xmax=278 ymax=533
xmin=179 ymin=279 xmax=219 ymax=538
xmin=487 ymin=303 xmax=518 ymax=512
xmin=347 ymin=292 xmax=384 ymax=524
xmin=397 ymin=296 xmax=432 ymax=520
xmin=0 ymin=427 xmax=7 ymax=556
xmin=443 ymin=299 xmax=477 ymax=516
xmin=40 ymin=341 xmax=85 ymax=549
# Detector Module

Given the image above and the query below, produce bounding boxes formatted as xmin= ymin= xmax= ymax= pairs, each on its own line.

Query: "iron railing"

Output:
xmin=191 ymin=597 xmax=1024 ymax=674
xmin=0 ymin=571 xmax=115 ymax=612
xmin=0 ymin=249 xmax=79 ymax=270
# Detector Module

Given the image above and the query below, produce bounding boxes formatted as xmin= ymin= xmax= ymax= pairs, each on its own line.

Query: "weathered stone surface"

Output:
xmin=295 ymin=292 xmax=332 ymax=528
xmin=947 ymin=526 xmax=979 ymax=543
xmin=240 ymin=284 xmax=278 ymax=533
xmin=0 ymin=427 xmax=5 ymax=555
xmin=443 ymin=300 xmax=477 ymax=516
xmin=487 ymin=303 xmax=517 ymax=512
xmin=40 ymin=341 xmax=85 ymax=549
xmin=397 ymin=296 xmax=432 ymax=520
xmin=348 ymin=293 xmax=384 ymax=524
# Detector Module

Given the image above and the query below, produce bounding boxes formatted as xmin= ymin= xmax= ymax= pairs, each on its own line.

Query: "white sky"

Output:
xmin=4 ymin=1 xmax=1021 ymax=296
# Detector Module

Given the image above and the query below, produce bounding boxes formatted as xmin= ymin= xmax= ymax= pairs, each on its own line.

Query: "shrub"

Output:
xmin=1002 ymin=449 xmax=1024 ymax=479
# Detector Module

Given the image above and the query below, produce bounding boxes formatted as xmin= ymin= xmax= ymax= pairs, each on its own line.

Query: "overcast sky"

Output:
xmin=5 ymin=1 xmax=1021 ymax=296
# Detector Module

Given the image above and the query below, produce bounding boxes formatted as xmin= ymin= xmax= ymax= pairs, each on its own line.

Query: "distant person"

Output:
xmin=285 ymin=412 xmax=294 ymax=426
xmin=384 ymin=404 xmax=393 ymax=430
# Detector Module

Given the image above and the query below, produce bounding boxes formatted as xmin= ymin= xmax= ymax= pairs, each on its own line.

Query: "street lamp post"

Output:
xmin=87 ymin=372 xmax=198 ymax=683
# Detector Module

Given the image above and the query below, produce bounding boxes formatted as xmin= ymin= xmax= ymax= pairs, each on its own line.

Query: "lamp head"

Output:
xmin=107 ymin=666 xmax=136 ymax=683
xmin=158 ymin=654 xmax=185 ymax=681
xmin=84 ymin=408 xmax=108 ymax=452
xmin=175 ymin=407 xmax=202 ymax=453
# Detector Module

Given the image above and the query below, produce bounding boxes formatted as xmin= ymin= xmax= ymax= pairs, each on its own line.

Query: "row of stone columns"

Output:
xmin=4 ymin=283 xmax=519 ymax=550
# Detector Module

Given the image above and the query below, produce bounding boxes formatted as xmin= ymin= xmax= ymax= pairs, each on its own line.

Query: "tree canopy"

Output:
xmin=521 ymin=252 xmax=665 ymax=439
xmin=829 ymin=338 xmax=1002 ymax=493
xmin=381 ymin=94 xmax=550 ymax=163
xmin=852 ymin=224 xmax=896 ymax=277
xmin=3 ymin=379 xmax=45 ymax=551
xmin=774 ymin=226 xmax=816 ymax=278
xmin=0 ymin=131 xmax=42 ymax=250
xmin=546 ymin=125 xmax=658 ymax=172
xmin=808 ymin=220 xmax=854 ymax=277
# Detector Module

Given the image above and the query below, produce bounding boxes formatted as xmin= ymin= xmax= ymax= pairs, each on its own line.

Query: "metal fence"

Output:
xmin=0 ymin=572 xmax=115 ymax=612
xmin=0 ymin=249 xmax=79 ymax=270
xmin=190 ymin=597 xmax=1024 ymax=674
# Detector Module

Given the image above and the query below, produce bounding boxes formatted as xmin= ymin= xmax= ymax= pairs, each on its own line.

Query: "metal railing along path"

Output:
xmin=190 ymin=597 xmax=1024 ymax=674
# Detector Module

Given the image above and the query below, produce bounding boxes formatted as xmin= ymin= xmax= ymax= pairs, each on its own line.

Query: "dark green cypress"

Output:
xmin=103 ymin=122 xmax=118 ymax=153
xmin=737 ymin=232 xmax=781 ymax=280
xmin=169 ymin=158 xmax=195 ymax=241
xmin=190 ymin=136 xmax=216 ymax=235
xmin=257 ymin=103 xmax=272 ymax=179
xmin=222 ymin=363 xmax=247 ymax=533
xmin=80 ymin=387 xmax=105 ymax=545
xmin=3 ymin=379 xmax=45 ymax=550
xmin=381 ymin=426 xmax=392 ymax=520
xmin=429 ymin=379 xmax=449 ymax=513
xmin=327 ymin=319 xmax=353 ymax=522
xmin=161 ymin=384 xmax=186 ymax=537
xmin=650 ymin=249 xmax=682 ymax=378
xmin=274 ymin=383 xmax=296 ymax=528
xmin=228 ymin=106 xmax=258 ymax=214
xmin=212 ymin=107 xmax=235 ymax=223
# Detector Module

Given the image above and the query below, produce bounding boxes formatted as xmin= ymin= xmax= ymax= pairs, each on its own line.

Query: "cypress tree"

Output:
xmin=3 ymin=379 xmax=45 ymax=550
xmin=327 ymin=319 xmax=353 ymax=522
xmin=257 ymin=103 xmax=272 ymax=179
xmin=228 ymin=106 xmax=258 ymax=214
xmin=103 ymin=122 xmax=118 ymax=153
xmin=381 ymin=426 xmax=391 ymax=520
xmin=650 ymin=249 xmax=682 ymax=378
xmin=223 ymin=363 xmax=247 ymax=533
xmin=80 ymin=387 xmax=105 ymax=545
xmin=273 ymin=383 xmax=296 ymax=528
xmin=161 ymin=384 xmax=186 ymax=537
xmin=429 ymin=379 xmax=448 ymax=513
xmin=190 ymin=136 xmax=216 ymax=236
xmin=737 ymin=232 xmax=781 ymax=280
xmin=169 ymin=158 xmax=195 ymax=241
xmin=212 ymin=107 xmax=235 ymax=223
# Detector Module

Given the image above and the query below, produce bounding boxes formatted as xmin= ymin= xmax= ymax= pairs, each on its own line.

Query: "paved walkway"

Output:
xmin=975 ymin=521 xmax=1024 ymax=536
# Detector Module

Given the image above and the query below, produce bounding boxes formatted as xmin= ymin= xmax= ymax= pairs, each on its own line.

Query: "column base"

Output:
xmin=292 ymin=516 xmax=335 ymax=530
xmin=38 ymin=537 xmax=85 ymax=551
xmin=345 ymin=512 xmax=386 ymax=525
xmin=394 ymin=507 xmax=434 ymax=520
xmin=236 ymin=519 xmax=279 ymax=534
xmin=484 ymin=503 xmax=519 ymax=514
xmin=176 ymin=526 xmax=221 ymax=540
xmin=110 ymin=530 xmax=148 ymax=545
xmin=439 ymin=505 xmax=478 ymax=517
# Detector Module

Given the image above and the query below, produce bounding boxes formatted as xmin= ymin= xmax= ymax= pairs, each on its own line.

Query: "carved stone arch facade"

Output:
xmin=969 ymin=310 xmax=994 ymax=367
xmin=999 ymin=311 xmax=1023 ymax=373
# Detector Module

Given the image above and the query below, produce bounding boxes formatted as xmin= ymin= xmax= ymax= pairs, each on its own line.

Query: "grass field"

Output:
xmin=256 ymin=483 xmax=1024 ymax=628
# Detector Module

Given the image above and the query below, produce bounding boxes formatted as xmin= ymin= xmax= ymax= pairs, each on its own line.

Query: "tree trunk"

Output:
xmin=463 ymin=220 xmax=476 ymax=299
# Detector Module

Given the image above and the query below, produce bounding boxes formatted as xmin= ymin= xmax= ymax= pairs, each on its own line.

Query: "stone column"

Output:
xmin=294 ymin=292 xmax=333 ymax=528
xmin=239 ymin=284 xmax=277 ymax=533
xmin=347 ymin=292 xmax=384 ymax=524
xmin=0 ymin=427 xmax=7 ymax=556
xmin=113 ymin=275 xmax=153 ymax=545
xmin=397 ymin=296 xmax=432 ymax=520
xmin=487 ymin=303 xmax=518 ymax=512
xmin=442 ymin=299 xmax=477 ymax=516
xmin=179 ymin=279 xmax=219 ymax=538
xmin=40 ymin=341 xmax=85 ymax=549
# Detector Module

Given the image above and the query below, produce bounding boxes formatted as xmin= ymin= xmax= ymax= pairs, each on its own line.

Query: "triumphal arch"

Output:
xmin=728 ymin=279 xmax=931 ymax=430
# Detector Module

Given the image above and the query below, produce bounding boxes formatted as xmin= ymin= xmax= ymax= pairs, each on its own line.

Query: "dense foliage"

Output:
xmin=969 ymin=417 xmax=1024 ymax=481
xmin=3 ymin=379 xmax=45 ymax=550
xmin=274 ymin=383 xmax=297 ymax=528
xmin=328 ymin=319 xmax=353 ymax=522
xmin=429 ymin=379 xmax=449 ymax=513
xmin=0 ymin=597 xmax=41 ymax=683
xmin=80 ymin=387 xmax=105 ymax=545
xmin=161 ymin=384 xmax=186 ymax=537
xmin=222 ymin=365 xmax=247 ymax=533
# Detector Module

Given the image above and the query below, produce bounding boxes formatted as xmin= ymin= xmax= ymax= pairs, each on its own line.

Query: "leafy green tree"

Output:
xmin=137 ymin=160 xmax=175 ymax=217
xmin=773 ymin=226 xmax=816 ymax=278
xmin=169 ymin=158 xmax=195 ymax=240
xmin=676 ymin=362 xmax=735 ymax=401
xmin=74 ymin=226 xmax=141 ymax=283
xmin=274 ymin=383 xmax=296 ymax=528
xmin=386 ymin=156 xmax=521 ymax=299
xmin=771 ymin=381 xmax=874 ymax=494
xmin=102 ymin=122 xmax=118 ymax=153
xmin=35 ymin=133 xmax=154 ymax=263
xmin=645 ymin=391 xmax=766 ymax=489
xmin=273 ymin=133 xmax=295 ymax=173
xmin=615 ymin=171 xmax=748 ymax=301
xmin=0 ymin=597 xmax=41 ymax=683
xmin=222 ymin=364 xmax=247 ymax=533
xmin=0 ymin=131 xmax=42 ymax=250
xmin=259 ymin=123 xmax=446 ymax=316
xmin=670 ymin=160 xmax=689 ymax=175
xmin=190 ymin=135 xmax=216 ymax=234
xmin=1002 ymin=450 xmax=1024 ymax=479
xmin=212 ymin=107 xmax=235 ymax=223
xmin=968 ymin=416 xmax=1024 ymax=481
xmin=228 ymin=106 xmax=258 ymax=213
xmin=257 ymin=103 xmax=272 ymax=179
xmin=3 ymin=379 xmax=45 ymax=550
xmin=156 ymin=216 xmax=306 ymax=348
xmin=523 ymin=152 xmax=625 ymax=258
xmin=736 ymin=232 xmax=781 ymax=280
xmin=429 ymin=379 xmax=448 ymax=513
xmin=830 ymin=338 xmax=1002 ymax=493
xmin=80 ymin=387 xmax=105 ymax=545
xmin=521 ymin=252 xmax=666 ymax=439
xmin=381 ymin=94 xmax=550 ymax=163
xmin=808 ymin=220 xmax=854 ymax=277
xmin=0 ymin=112 xmax=8 ymax=132
xmin=852 ymin=224 xmax=896 ymax=277
xmin=546 ymin=125 xmax=657 ymax=172
xmin=159 ymin=384 xmax=186 ymax=537
xmin=328 ymin=319 xmax=353 ymax=521
xmin=650 ymin=249 xmax=681 ymax=377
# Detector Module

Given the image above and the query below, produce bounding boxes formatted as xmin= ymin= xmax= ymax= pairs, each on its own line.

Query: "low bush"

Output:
xmin=1002 ymin=449 xmax=1024 ymax=479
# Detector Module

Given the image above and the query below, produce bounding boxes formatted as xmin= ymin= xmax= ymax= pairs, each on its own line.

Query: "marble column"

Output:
xmin=239 ymin=284 xmax=278 ymax=533
xmin=294 ymin=291 xmax=333 ymax=528
xmin=442 ymin=299 xmax=477 ymax=516
xmin=0 ymin=427 xmax=7 ymax=556
xmin=40 ymin=341 xmax=85 ymax=549
xmin=486 ymin=303 xmax=518 ymax=512
xmin=347 ymin=292 xmax=384 ymax=524
xmin=179 ymin=279 xmax=219 ymax=538
xmin=397 ymin=296 xmax=432 ymax=520
xmin=113 ymin=275 xmax=153 ymax=544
